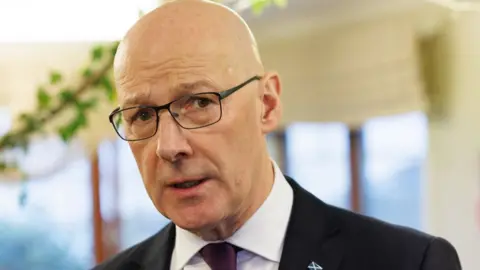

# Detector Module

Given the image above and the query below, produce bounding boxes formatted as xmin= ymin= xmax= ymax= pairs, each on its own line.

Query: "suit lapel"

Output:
xmin=279 ymin=176 xmax=345 ymax=270
xmin=125 ymin=223 xmax=176 ymax=270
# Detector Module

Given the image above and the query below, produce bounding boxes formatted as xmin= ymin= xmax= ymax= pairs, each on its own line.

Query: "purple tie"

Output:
xmin=200 ymin=242 xmax=237 ymax=270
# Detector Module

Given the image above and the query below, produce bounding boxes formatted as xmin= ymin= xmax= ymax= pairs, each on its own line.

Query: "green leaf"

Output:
xmin=58 ymin=126 xmax=74 ymax=142
xmin=108 ymin=90 xmax=117 ymax=102
xmin=76 ymin=98 xmax=98 ymax=111
xmin=58 ymin=122 xmax=78 ymax=142
xmin=58 ymin=89 xmax=76 ymax=103
xmin=272 ymin=0 xmax=287 ymax=8
xmin=19 ymin=113 xmax=40 ymax=132
xmin=37 ymin=87 xmax=51 ymax=109
xmin=99 ymin=76 xmax=116 ymax=102
xmin=111 ymin=42 xmax=120 ymax=57
xmin=82 ymin=68 xmax=93 ymax=78
xmin=75 ymin=112 xmax=87 ymax=128
xmin=115 ymin=115 xmax=122 ymax=127
xmin=49 ymin=71 xmax=62 ymax=85
xmin=251 ymin=0 xmax=270 ymax=14
xmin=99 ymin=76 xmax=113 ymax=91
xmin=18 ymin=113 xmax=29 ymax=122
xmin=0 ymin=134 xmax=13 ymax=148
xmin=58 ymin=111 xmax=88 ymax=142
xmin=91 ymin=46 xmax=104 ymax=62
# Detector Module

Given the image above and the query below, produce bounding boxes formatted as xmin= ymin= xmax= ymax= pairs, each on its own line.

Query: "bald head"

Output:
xmin=114 ymin=0 xmax=263 ymax=91
xmin=111 ymin=0 xmax=283 ymax=240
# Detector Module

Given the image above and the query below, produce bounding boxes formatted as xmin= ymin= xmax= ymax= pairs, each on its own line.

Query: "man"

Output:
xmin=94 ymin=0 xmax=462 ymax=269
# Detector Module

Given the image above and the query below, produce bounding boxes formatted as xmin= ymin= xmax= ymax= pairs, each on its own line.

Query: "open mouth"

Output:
xmin=171 ymin=178 xmax=208 ymax=189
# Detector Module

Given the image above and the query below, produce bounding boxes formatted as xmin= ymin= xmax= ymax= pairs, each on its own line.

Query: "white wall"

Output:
xmin=426 ymin=8 xmax=480 ymax=269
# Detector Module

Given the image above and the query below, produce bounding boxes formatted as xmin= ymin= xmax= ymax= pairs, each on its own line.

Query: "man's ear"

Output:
xmin=259 ymin=72 xmax=282 ymax=133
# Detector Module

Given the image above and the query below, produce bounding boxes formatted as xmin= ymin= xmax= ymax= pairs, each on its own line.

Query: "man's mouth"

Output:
xmin=171 ymin=178 xmax=208 ymax=189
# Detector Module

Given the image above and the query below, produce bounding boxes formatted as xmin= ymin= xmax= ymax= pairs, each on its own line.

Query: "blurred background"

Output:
xmin=0 ymin=0 xmax=479 ymax=269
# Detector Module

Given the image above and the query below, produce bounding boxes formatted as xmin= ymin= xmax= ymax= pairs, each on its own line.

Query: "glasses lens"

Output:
xmin=111 ymin=107 xmax=158 ymax=141
xmin=170 ymin=93 xmax=221 ymax=128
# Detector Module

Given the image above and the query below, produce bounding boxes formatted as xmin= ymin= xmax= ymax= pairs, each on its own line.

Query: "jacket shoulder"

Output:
xmin=327 ymin=205 xmax=461 ymax=269
xmin=91 ymin=223 xmax=174 ymax=270
xmin=91 ymin=234 xmax=155 ymax=270
xmin=330 ymin=204 xmax=434 ymax=246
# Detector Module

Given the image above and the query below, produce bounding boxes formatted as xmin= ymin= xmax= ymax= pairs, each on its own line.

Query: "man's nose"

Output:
xmin=155 ymin=111 xmax=193 ymax=163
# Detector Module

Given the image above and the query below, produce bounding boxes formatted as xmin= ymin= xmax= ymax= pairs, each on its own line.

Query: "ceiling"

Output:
xmin=235 ymin=0 xmax=430 ymax=43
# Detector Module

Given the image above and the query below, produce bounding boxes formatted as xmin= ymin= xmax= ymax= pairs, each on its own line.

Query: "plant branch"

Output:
xmin=0 ymin=42 xmax=118 ymax=173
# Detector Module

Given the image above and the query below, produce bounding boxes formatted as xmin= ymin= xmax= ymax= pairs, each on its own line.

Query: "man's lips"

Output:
xmin=167 ymin=177 xmax=209 ymax=189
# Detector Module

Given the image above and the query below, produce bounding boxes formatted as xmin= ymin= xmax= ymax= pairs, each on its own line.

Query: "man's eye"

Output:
xmin=132 ymin=109 xmax=154 ymax=122
xmin=193 ymin=97 xmax=213 ymax=108
xmin=183 ymin=97 xmax=214 ymax=110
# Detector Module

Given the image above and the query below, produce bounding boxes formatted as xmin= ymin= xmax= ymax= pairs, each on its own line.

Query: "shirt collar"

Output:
xmin=171 ymin=159 xmax=294 ymax=269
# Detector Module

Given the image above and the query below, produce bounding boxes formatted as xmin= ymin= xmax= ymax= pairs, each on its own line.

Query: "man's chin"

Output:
xmin=173 ymin=216 xmax=217 ymax=232
xmin=162 ymin=200 xmax=228 ymax=234
xmin=177 ymin=221 xmax=234 ymax=241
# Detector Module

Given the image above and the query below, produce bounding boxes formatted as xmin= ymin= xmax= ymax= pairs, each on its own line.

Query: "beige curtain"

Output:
xmin=259 ymin=13 xmax=426 ymax=126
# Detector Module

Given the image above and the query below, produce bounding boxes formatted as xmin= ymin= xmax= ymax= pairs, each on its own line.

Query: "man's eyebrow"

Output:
xmin=122 ymin=80 xmax=219 ymax=107
xmin=122 ymin=93 xmax=152 ymax=107
xmin=171 ymin=80 xmax=218 ymax=96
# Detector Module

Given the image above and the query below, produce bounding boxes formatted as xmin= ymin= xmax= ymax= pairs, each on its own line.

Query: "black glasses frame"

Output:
xmin=109 ymin=75 xmax=262 ymax=141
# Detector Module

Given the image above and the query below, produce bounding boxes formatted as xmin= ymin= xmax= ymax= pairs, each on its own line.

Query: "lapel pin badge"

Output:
xmin=307 ymin=261 xmax=323 ymax=270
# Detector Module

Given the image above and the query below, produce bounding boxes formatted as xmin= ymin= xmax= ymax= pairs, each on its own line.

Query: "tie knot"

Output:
xmin=200 ymin=242 xmax=238 ymax=270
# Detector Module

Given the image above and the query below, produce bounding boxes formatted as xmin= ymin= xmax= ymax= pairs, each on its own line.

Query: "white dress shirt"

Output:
xmin=170 ymin=160 xmax=294 ymax=270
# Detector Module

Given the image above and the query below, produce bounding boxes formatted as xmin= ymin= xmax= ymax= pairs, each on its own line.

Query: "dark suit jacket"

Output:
xmin=93 ymin=176 xmax=462 ymax=270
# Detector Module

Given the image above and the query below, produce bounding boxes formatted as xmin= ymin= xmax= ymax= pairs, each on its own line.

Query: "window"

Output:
xmin=0 ymin=0 xmax=158 ymax=42
xmin=114 ymin=139 xmax=170 ymax=249
xmin=361 ymin=112 xmax=427 ymax=229
xmin=0 ymin=108 xmax=93 ymax=270
xmin=285 ymin=122 xmax=351 ymax=209
xmin=266 ymin=132 xmax=285 ymax=170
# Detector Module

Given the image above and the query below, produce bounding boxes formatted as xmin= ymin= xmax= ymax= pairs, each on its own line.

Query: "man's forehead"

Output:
xmin=116 ymin=0 xmax=255 ymax=71
xmin=114 ymin=0 xmax=263 ymax=107
xmin=115 ymin=42 xmax=236 ymax=79
xmin=115 ymin=50 xmax=236 ymax=95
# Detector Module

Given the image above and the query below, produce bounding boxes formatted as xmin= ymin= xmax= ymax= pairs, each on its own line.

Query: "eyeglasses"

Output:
xmin=109 ymin=75 xmax=261 ymax=141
